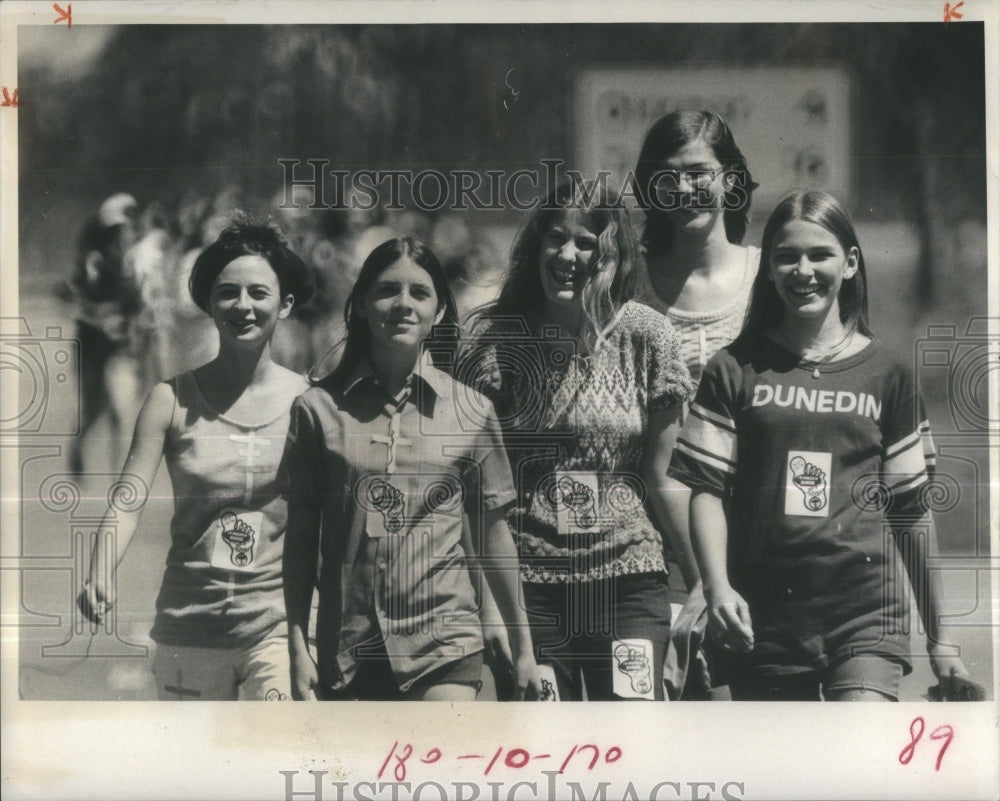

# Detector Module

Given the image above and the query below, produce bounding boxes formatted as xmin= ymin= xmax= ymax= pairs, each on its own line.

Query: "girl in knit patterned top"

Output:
xmin=77 ymin=218 xmax=313 ymax=700
xmin=668 ymin=190 xmax=976 ymax=700
xmin=468 ymin=178 xmax=696 ymax=700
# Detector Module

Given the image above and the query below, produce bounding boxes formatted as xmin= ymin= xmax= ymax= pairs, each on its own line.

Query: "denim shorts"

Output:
xmin=327 ymin=640 xmax=484 ymax=700
xmin=729 ymin=653 xmax=904 ymax=701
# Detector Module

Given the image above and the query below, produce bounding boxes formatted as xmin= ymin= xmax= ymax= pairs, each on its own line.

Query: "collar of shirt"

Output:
xmin=342 ymin=351 xmax=451 ymax=407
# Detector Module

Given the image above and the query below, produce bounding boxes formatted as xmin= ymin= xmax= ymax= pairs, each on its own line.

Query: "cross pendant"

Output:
xmin=370 ymin=411 xmax=414 ymax=474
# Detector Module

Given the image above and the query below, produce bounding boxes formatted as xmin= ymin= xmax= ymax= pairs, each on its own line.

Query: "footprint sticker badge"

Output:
xmin=535 ymin=664 xmax=560 ymax=701
xmin=785 ymin=451 xmax=832 ymax=517
xmin=368 ymin=478 xmax=405 ymax=534
xmin=548 ymin=472 xmax=599 ymax=535
xmin=211 ymin=510 xmax=263 ymax=572
xmin=612 ymin=639 xmax=654 ymax=699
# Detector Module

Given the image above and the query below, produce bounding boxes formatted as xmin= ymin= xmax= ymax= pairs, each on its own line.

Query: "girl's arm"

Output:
xmin=644 ymin=405 xmax=701 ymax=592
xmin=77 ymin=381 xmax=174 ymax=623
xmin=690 ymin=490 xmax=753 ymax=653
xmin=283 ymin=497 xmax=321 ymax=701
xmin=890 ymin=512 xmax=972 ymax=693
xmin=460 ymin=521 xmax=513 ymax=676
xmin=476 ymin=509 xmax=541 ymax=700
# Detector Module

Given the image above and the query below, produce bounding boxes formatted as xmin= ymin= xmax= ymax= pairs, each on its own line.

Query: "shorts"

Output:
xmin=728 ymin=653 xmax=904 ymax=701
xmin=152 ymin=633 xmax=292 ymax=700
xmin=524 ymin=572 xmax=671 ymax=701
xmin=326 ymin=640 xmax=484 ymax=701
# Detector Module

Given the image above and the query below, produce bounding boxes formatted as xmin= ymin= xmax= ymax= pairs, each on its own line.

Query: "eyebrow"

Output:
xmin=214 ymin=281 xmax=273 ymax=289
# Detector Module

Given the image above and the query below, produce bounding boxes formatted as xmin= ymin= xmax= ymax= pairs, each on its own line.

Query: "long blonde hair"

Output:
xmin=474 ymin=177 xmax=639 ymax=352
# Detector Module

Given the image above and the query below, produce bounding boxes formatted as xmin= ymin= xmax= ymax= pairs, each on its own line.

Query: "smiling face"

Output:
xmin=537 ymin=210 xmax=600 ymax=312
xmin=209 ymin=254 xmax=293 ymax=346
xmin=768 ymin=219 xmax=859 ymax=326
xmin=358 ymin=256 xmax=445 ymax=357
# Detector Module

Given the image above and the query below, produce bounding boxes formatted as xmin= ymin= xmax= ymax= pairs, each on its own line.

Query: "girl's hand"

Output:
xmin=481 ymin=603 xmax=514 ymax=674
xmin=512 ymin=651 xmax=543 ymax=701
xmin=77 ymin=579 xmax=115 ymax=625
xmin=705 ymin=584 xmax=754 ymax=653
xmin=290 ymin=650 xmax=319 ymax=701
xmin=928 ymin=643 xmax=977 ymax=700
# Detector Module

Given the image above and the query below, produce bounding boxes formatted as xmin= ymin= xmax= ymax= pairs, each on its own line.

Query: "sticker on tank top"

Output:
xmin=546 ymin=471 xmax=599 ymax=536
xmin=210 ymin=510 xmax=264 ymax=571
xmin=612 ymin=638 xmax=655 ymax=700
xmin=784 ymin=450 xmax=832 ymax=517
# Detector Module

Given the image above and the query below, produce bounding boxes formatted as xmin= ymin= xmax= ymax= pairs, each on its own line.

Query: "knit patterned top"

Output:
xmin=472 ymin=302 xmax=695 ymax=583
xmin=635 ymin=247 xmax=760 ymax=389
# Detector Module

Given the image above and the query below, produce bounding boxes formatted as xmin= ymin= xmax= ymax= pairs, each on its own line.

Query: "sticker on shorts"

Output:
xmin=210 ymin=510 xmax=263 ymax=572
xmin=785 ymin=450 xmax=832 ymax=517
xmin=612 ymin=638 xmax=655 ymax=700
xmin=548 ymin=472 xmax=599 ymax=536
xmin=536 ymin=663 xmax=559 ymax=701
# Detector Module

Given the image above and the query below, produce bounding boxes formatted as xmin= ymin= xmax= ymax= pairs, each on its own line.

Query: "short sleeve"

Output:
xmin=633 ymin=304 xmax=696 ymax=411
xmin=667 ymin=349 xmax=740 ymax=497
xmin=881 ymin=361 xmax=934 ymax=519
xmin=277 ymin=395 xmax=324 ymax=504
xmin=464 ymin=394 xmax=517 ymax=515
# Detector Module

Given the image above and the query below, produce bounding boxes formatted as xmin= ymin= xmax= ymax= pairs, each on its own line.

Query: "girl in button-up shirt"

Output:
xmin=281 ymin=237 xmax=540 ymax=701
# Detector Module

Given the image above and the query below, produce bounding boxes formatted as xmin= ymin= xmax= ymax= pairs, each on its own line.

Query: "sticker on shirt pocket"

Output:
xmin=364 ymin=476 xmax=407 ymax=538
xmin=785 ymin=450 xmax=832 ymax=517
xmin=210 ymin=510 xmax=263 ymax=572
xmin=546 ymin=472 xmax=599 ymax=536
xmin=612 ymin=638 xmax=655 ymax=700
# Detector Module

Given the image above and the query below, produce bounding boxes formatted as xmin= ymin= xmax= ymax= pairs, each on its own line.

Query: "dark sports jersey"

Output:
xmin=668 ymin=336 xmax=935 ymax=675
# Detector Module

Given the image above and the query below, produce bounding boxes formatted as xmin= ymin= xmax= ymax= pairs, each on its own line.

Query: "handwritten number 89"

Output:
xmin=898 ymin=717 xmax=954 ymax=772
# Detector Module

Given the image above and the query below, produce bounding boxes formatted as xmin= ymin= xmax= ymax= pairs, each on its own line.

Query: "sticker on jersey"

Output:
xmin=210 ymin=510 xmax=263 ymax=572
xmin=365 ymin=477 xmax=406 ymax=538
xmin=548 ymin=472 xmax=599 ymax=536
xmin=536 ymin=663 xmax=559 ymax=701
xmin=612 ymin=638 xmax=655 ymax=700
xmin=785 ymin=450 xmax=832 ymax=517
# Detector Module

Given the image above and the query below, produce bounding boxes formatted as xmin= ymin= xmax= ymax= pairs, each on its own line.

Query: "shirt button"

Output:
xmin=377 ymin=560 xmax=387 ymax=571
xmin=786 ymin=588 xmax=793 ymax=596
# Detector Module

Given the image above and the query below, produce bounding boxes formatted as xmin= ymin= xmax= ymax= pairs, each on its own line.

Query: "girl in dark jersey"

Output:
xmin=77 ymin=218 xmax=313 ymax=700
xmin=668 ymin=190 xmax=976 ymax=700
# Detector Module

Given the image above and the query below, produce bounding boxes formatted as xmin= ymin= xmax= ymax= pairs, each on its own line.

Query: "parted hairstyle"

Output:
xmin=475 ymin=177 xmax=640 ymax=352
xmin=315 ymin=236 xmax=461 ymax=390
xmin=742 ymin=189 xmax=872 ymax=340
xmin=634 ymin=110 xmax=758 ymax=256
xmin=189 ymin=215 xmax=314 ymax=313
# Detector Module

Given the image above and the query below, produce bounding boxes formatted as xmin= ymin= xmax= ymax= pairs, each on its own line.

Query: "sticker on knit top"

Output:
xmin=210 ymin=510 xmax=263 ymax=572
xmin=548 ymin=471 xmax=599 ymax=536
xmin=612 ymin=638 xmax=655 ymax=700
xmin=784 ymin=450 xmax=831 ymax=517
